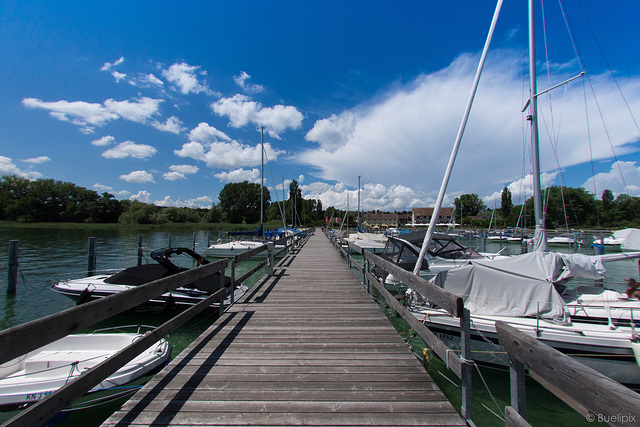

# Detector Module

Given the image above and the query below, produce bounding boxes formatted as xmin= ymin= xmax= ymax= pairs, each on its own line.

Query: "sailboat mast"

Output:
xmin=357 ymin=176 xmax=361 ymax=231
xmin=260 ymin=126 xmax=264 ymax=233
xmin=528 ymin=0 xmax=547 ymax=251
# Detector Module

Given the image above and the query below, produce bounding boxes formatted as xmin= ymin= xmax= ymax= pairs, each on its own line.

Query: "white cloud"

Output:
xmin=23 ymin=96 xmax=163 ymax=133
xmin=104 ymin=97 xmax=162 ymax=123
xmin=170 ymin=164 xmax=199 ymax=174
xmin=234 ymin=71 xmax=264 ymax=94
xmin=22 ymin=156 xmax=51 ymax=164
xmin=175 ymin=139 xmax=285 ymax=169
xmin=582 ymin=161 xmax=640 ymax=197
xmin=161 ymin=62 xmax=213 ymax=95
xmin=92 ymin=135 xmax=115 ymax=146
xmin=305 ymin=113 xmax=356 ymax=151
xmin=163 ymin=171 xmax=187 ymax=181
xmin=211 ymin=94 xmax=303 ymax=138
xmin=154 ymin=195 xmax=213 ymax=208
xmin=103 ymin=141 xmax=157 ymax=159
xmin=189 ymin=122 xmax=231 ymax=143
xmin=296 ymin=50 xmax=640 ymax=206
xmin=214 ymin=168 xmax=260 ymax=183
xmin=111 ymin=71 xmax=126 ymax=83
xmin=101 ymin=57 xmax=124 ymax=72
xmin=22 ymin=98 xmax=119 ymax=133
xmin=120 ymin=170 xmax=155 ymax=184
xmin=0 ymin=156 xmax=42 ymax=179
xmin=130 ymin=190 xmax=152 ymax=202
xmin=93 ymin=183 xmax=113 ymax=191
xmin=152 ymin=116 xmax=185 ymax=134
xmin=128 ymin=73 xmax=164 ymax=88
xmin=162 ymin=164 xmax=199 ymax=181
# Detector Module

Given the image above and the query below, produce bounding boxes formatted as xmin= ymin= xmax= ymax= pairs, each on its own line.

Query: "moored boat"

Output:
xmin=0 ymin=326 xmax=171 ymax=408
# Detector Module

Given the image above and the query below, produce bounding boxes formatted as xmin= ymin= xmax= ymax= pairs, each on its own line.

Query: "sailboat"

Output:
xmin=207 ymin=127 xmax=285 ymax=258
xmin=403 ymin=0 xmax=640 ymax=385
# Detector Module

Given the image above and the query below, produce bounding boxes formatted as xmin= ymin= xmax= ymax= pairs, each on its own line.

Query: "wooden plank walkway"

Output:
xmin=102 ymin=233 xmax=464 ymax=426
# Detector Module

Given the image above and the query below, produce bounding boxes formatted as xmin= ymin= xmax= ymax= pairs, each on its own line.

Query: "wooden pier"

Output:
xmin=102 ymin=232 xmax=464 ymax=426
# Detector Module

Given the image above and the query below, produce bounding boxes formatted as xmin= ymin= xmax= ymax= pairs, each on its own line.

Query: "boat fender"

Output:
xmin=77 ymin=288 xmax=91 ymax=305
xmin=423 ymin=348 xmax=430 ymax=368
xmin=217 ymin=238 xmax=222 ymax=244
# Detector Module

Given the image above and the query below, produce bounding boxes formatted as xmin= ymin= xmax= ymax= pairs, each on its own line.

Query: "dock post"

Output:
xmin=230 ymin=259 xmax=236 ymax=305
xmin=460 ymin=307 xmax=473 ymax=423
xmin=87 ymin=237 xmax=96 ymax=277
xmin=193 ymin=232 xmax=197 ymax=251
xmin=137 ymin=235 xmax=143 ymax=266
xmin=267 ymin=242 xmax=274 ymax=277
xmin=7 ymin=240 xmax=18 ymax=295
xmin=219 ymin=268 xmax=226 ymax=317
xmin=509 ymin=356 xmax=526 ymax=418
xmin=207 ymin=232 xmax=211 ymax=248
xmin=168 ymin=233 xmax=172 ymax=248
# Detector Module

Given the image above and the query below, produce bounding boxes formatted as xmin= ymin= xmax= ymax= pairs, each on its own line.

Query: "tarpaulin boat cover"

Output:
xmin=432 ymin=251 xmax=582 ymax=318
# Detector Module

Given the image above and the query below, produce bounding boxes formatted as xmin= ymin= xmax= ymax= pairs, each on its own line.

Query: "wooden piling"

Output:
xmin=7 ymin=240 xmax=18 ymax=295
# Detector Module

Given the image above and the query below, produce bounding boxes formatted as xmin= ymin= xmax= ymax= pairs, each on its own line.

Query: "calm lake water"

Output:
xmin=0 ymin=226 xmax=267 ymax=426
xmin=1 ymin=227 xmax=638 ymax=426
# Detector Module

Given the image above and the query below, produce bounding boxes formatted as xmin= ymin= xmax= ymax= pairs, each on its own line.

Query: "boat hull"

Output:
xmin=0 ymin=332 xmax=171 ymax=407
xmin=414 ymin=310 xmax=640 ymax=386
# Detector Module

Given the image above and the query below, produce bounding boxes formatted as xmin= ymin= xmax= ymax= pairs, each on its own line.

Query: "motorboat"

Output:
xmin=547 ymin=233 xmax=583 ymax=246
xmin=206 ymin=227 xmax=288 ymax=258
xmin=372 ymin=231 xmax=509 ymax=286
xmin=0 ymin=326 xmax=171 ymax=407
xmin=51 ymin=247 xmax=247 ymax=310
xmin=593 ymin=228 xmax=639 ymax=247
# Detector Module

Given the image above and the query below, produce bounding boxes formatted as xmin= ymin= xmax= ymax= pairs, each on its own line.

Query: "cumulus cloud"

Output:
xmin=93 ymin=183 xmax=113 ymax=191
xmin=211 ymin=94 xmax=303 ymax=138
xmin=161 ymin=62 xmax=214 ymax=95
xmin=92 ymin=135 xmax=115 ymax=146
xmin=296 ymin=49 xmax=640 ymax=205
xmin=214 ymin=168 xmax=261 ymax=183
xmin=162 ymin=164 xmax=199 ymax=181
xmin=188 ymin=122 xmax=231 ymax=143
xmin=175 ymin=139 xmax=284 ymax=170
xmin=0 ymin=156 xmax=42 ymax=179
xmin=154 ymin=195 xmax=213 ymax=208
xmin=130 ymin=190 xmax=153 ymax=202
xmin=23 ymin=96 xmax=163 ymax=133
xmin=582 ymin=161 xmax=640 ymax=197
xmin=120 ymin=170 xmax=155 ymax=184
xmin=152 ymin=116 xmax=185 ymax=134
xmin=22 ymin=156 xmax=50 ymax=164
xmin=234 ymin=71 xmax=264 ymax=94
xmin=102 ymin=140 xmax=157 ymax=159
xmin=22 ymin=98 xmax=119 ymax=133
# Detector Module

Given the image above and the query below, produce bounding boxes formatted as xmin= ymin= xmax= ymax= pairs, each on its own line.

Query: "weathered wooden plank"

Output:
xmin=102 ymin=232 xmax=464 ymax=427
xmin=496 ymin=321 xmax=640 ymax=427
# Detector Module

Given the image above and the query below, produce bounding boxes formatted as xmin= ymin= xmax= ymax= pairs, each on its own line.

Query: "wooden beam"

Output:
xmin=2 ymin=288 xmax=226 ymax=427
xmin=364 ymin=251 xmax=462 ymax=317
xmin=496 ymin=321 xmax=640 ymax=426
xmin=0 ymin=259 xmax=227 ymax=365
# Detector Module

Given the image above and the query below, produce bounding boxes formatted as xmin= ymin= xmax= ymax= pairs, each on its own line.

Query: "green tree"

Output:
xmin=218 ymin=181 xmax=271 ymax=224
xmin=454 ymin=193 xmax=486 ymax=222
xmin=501 ymin=187 xmax=513 ymax=221
xmin=602 ymin=189 xmax=614 ymax=212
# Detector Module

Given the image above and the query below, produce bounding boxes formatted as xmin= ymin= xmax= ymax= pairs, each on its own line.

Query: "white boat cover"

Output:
xmin=622 ymin=229 xmax=640 ymax=251
xmin=431 ymin=250 xmax=593 ymax=318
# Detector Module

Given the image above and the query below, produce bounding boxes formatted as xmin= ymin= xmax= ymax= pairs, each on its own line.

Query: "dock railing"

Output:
xmin=327 ymin=231 xmax=475 ymax=424
xmin=0 ymin=230 xmax=317 ymax=427
xmin=495 ymin=321 xmax=640 ymax=427
xmin=330 ymin=231 xmax=640 ymax=427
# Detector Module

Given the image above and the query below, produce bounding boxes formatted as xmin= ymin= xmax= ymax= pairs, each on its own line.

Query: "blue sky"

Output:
xmin=2 ymin=1 xmax=639 ymax=212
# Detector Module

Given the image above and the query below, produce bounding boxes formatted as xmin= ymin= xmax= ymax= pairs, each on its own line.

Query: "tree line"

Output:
xmin=0 ymin=175 xmax=326 ymax=226
xmin=454 ymin=186 xmax=640 ymax=229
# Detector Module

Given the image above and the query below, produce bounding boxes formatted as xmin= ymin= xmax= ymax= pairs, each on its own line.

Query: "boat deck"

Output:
xmin=101 ymin=232 xmax=464 ymax=426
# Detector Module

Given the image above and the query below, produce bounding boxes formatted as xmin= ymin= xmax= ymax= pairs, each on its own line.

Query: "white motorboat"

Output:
xmin=593 ymin=228 xmax=639 ymax=247
xmin=0 ymin=326 xmax=172 ymax=407
xmin=372 ymin=231 xmax=509 ymax=286
xmin=547 ymin=233 xmax=583 ymax=246
xmin=51 ymin=247 xmax=247 ymax=310
xmin=342 ymin=232 xmax=387 ymax=253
